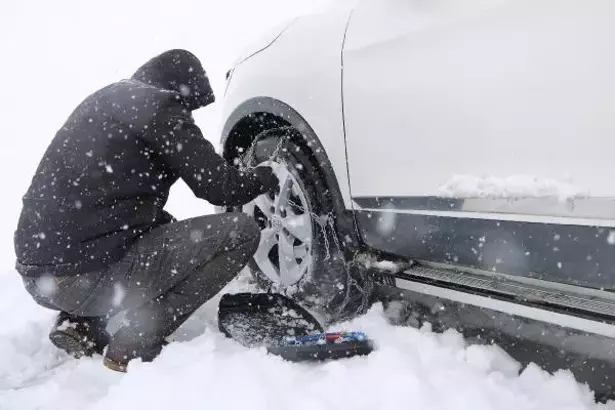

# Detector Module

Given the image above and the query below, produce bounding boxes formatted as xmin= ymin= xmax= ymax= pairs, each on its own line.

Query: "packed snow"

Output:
xmin=0 ymin=1 xmax=613 ymax=409
xmin=1 ymin=271 xmax=610 ymax=410
xmin=439 ymin=174 xmax=587 ymax=201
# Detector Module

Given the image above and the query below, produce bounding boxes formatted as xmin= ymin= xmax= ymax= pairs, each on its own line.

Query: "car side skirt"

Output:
xmin=354 ymin=196 xmax=615 ymax=289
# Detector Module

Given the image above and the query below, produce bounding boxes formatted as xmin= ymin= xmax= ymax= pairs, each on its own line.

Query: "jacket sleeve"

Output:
xmin=146 ymin=103 xmax=268 ymax=207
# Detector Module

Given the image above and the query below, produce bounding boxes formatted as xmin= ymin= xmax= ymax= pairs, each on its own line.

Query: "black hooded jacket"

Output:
xmin=15 ymin=49 xmax=269 ymax=277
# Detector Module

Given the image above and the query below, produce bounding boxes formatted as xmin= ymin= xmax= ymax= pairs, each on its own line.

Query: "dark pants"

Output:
xmin=23 ymin=212 xmax=260 ymax=357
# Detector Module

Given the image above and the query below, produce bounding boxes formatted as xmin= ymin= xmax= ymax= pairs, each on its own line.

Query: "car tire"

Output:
xmin=239 ymin=128 xmax=373 ymax=323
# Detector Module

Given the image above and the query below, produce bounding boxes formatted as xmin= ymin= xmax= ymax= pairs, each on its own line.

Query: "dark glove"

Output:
xmin=160 ymin=210 xmax=177 ymax=224
xmin=253 ymin=165 xmax=279 ymax=194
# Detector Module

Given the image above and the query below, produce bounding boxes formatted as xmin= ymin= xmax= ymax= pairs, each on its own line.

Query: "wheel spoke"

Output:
xmin=278 ymin=233 xmax=299 ymax=285
xmin=253 ymin=228 xmax=278 ymax=279
xmin=253 ymin=194 xmax=274 ymax=219
xmin=274 ymin=166 xmax=292 ymax=214
xmin=295 ymin=256 xmax=309 ymax=280
xmin=282 ymin=213 xmax=312 ymax=243
xmin=294 ymin=243 xmax=309 ymax=259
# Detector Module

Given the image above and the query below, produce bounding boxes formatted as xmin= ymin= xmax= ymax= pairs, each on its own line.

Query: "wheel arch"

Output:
xmin=221 ymin=96 xmax=361 ymax=250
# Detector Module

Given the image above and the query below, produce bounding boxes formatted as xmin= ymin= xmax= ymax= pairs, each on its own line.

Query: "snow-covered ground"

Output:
xmin=1 ymin=271 xmax=609 ymax=410
xmin=0 ymin=1 xmax=613 ymax=409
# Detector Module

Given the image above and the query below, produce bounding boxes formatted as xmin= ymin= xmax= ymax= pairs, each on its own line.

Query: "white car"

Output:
xmin=220 ymin=0 xmax=615 ymax=398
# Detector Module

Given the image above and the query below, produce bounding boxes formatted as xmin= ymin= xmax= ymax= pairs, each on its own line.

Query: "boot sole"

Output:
xmin=49 ymin=329 xmax=96 ymax=359
xmin=103 ymin=357 xmax=128 ymax=373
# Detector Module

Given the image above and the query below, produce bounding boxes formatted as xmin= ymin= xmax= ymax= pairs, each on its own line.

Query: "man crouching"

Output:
xmin=14 ymin=49 xmax=277 ymax=372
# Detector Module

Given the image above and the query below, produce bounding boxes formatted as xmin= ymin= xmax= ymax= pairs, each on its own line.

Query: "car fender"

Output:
xmin=221 ymin=7 xmax=354 ymax=209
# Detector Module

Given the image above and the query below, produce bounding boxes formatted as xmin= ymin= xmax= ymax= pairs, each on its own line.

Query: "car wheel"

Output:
xmin=240 ymin=128 xmax=372 ymax=322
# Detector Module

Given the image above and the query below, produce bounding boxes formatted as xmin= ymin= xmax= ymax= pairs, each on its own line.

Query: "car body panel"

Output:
xmin=342 ymin=0 xmax=615 ymax=200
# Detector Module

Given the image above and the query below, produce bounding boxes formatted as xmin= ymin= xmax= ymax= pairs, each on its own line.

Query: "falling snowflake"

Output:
xmin=190 ymin=229 xmax=203 ymax=242
xmin=112 ymin=283 xmax=126 ymax=307
xmin=37 ymin=275 xmax=57 ymax=297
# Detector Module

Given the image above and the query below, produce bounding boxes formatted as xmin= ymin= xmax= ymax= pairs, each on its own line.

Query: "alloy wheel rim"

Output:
xmin=243 ymin=160 xmax=313 ymax=286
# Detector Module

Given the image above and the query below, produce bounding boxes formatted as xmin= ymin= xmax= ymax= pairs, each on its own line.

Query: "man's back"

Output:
xmin=15 ymin=79 xmax=184 ymax=276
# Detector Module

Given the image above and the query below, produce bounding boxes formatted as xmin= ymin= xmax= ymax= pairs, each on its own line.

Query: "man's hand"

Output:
xmin=253 ymin=165 xmax=279 ymax=194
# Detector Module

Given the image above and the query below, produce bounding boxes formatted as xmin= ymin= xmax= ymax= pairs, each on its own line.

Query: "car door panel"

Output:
xmin=343 ymin=0 xmax=615 ymax=199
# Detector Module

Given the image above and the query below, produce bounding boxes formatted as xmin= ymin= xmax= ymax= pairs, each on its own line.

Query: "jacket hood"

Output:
xmin=131 ymin=49 xmax=215 ymax=110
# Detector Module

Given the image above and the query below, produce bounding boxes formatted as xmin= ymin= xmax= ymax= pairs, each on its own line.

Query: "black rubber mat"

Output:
xmin=218 ymin=292 xmax=324 ymax=348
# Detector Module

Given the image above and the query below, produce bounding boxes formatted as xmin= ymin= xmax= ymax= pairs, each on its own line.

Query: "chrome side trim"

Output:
xmin=395 ymin=276 xmax=615 ymax=338
xmin=353 ymin=196 xmax=615 ymax=226
xmin=356 ymin=205 xmax=615 ymax=227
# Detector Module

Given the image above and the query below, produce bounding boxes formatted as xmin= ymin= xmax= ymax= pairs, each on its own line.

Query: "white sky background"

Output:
xmin=0 ymin=0 xmax=331 ymax=266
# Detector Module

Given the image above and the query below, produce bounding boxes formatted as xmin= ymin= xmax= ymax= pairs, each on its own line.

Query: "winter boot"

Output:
xmin=103 ymin=325 xmax=171 ymax=372
xmin=49 ymin=312 xmax=110 ymax=358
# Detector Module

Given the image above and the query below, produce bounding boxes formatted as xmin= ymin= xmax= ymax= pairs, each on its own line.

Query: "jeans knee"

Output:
xmin=227 ymin=212 xmax=260 ymax=250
